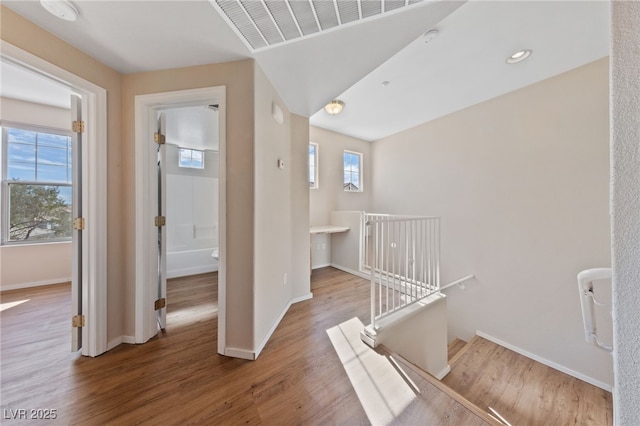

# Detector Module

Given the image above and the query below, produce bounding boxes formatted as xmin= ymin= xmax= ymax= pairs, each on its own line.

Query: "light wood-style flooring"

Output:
xmin=442 ymin=336 xmax=613 ymax=426
xmin=1 ymin=267 xmax=612 ymax=425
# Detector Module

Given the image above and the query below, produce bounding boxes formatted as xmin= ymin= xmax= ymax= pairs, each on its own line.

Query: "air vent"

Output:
xmin=212 ymin=0 xmax=425 ymax=51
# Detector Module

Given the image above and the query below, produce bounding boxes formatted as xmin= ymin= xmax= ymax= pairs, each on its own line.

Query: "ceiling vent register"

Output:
xmin=212 ymin=0 xmax=424 ymax=51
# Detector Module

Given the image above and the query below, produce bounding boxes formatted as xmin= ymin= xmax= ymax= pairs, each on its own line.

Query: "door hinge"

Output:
xmin=155 ymin=216 xmax=166 ymax=227
xmin=154 ymin=132 xmax=166 ymax=144
xmin=154 ymin=298 xmax=166 ymax=310
xmin=72 ymin=315 xmax=85 ymax=327
xmin=73 ymin=217 xmax=85 ymax=230
xmin=72 ymin=120 xmax=85 ymax=133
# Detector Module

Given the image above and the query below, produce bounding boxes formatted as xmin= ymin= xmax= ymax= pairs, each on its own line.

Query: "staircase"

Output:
xmin=441 ymin=336 xmax=613 ymax=426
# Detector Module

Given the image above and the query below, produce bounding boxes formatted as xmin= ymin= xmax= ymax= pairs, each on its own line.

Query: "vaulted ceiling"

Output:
xmin=1 ymin=1 xmax=609 ymax=141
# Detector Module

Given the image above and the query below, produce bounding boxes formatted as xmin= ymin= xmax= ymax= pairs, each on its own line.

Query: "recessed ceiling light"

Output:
xmin=506 ymin=49 xmax=532 ymax=64
xmin=40 ymin=0 xmax=78 ymax=22
xmin=324 ymin=100 xmax=344 ymax=115
xmin=423 ymin=29 xmax=439 ymax=44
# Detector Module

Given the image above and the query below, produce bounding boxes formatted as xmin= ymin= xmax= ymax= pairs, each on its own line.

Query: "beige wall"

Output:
xmin=1 ymin=243 xmax=72 ymax=289
xmin=290 ymin=114 xmax=311 ymax=300
xmin=253 ymin=63 xmax=293 ymax=348
xmin=371 ymin=58 xmax=613 ymax=387
xmin=309 ymin=126 xmax=372 ymax=226
xmin=122 ymin=60 xmax=256 ymax=350
xmin=1 ymin=6 xmax=124 ymax=340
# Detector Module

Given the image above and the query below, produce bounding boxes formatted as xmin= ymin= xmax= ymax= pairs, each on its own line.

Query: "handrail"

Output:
xmin=439 ymin=274 xmax=475 ymax=292
xmin=577 ymin=268 xmax=613 ymax=353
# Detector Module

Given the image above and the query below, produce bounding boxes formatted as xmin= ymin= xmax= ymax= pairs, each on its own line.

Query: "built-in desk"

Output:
xmin=310 ymin=225 xmax=350 ymax=235
xmin=309 ymin=225 xmax=349 ymax=274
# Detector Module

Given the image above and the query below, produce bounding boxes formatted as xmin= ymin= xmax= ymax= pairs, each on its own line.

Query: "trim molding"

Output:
xmin=254 ymin=299 xmax=292 ymax=359
xmin=134 ymin=87 xmax=227 ymax=348
xmin=330 ymin=263 xmax=370 ymax=280
xmin=107 ymin=337 xmax=122 ymax=351
xmin=224 ymin=347 xmax=255 ymax=360
xmin=291 ymin=293 xmax=313 ymax=304
xmin=476 ymin=331 xmax=613 ymax=392
xmin=0 ymin=278 xmax=72 ymax=292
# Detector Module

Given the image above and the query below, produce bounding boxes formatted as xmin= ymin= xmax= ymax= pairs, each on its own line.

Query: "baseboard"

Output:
xmin=223 ymin=347 xmax=255 ymax=360
xmin=107 ymin=337 xmax=122 ymax=351
xmin=330 ymin=264 xmax=369 ymax=280
xmin=254 ymin=299 xmax=293 ymax=359
xmin=122 ymin=335 xmax=136 ymax=345
xmin=434 ymin=364 xmax=452 ymax=380
xmin=312 ymin=262 xmax=331 ymax=270
xmin=476 ymin=331 xmax=613 ymax=392
xmin=291 ymin=293 xmax=313 ymax=304
xmin=1 ymin=277 xmax=72 ymax=292
xmin=167 ymin=265 xmax=218 ymax=279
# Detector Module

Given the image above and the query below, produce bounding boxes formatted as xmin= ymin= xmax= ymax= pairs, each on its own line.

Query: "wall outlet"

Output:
xmin=283 ymin=272 xmax=287 ymax=287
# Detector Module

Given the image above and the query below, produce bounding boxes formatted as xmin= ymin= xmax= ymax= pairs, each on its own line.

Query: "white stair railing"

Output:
xmin=361 ymin=213 xmax=441 ymax=330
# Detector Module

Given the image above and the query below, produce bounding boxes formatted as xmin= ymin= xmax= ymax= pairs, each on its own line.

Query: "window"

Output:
xmin=178 ymin=148 xmax=204 ymax=169
xmin=343 ymin=150 xmax=362 ymax=192
xmin=2 ymin=125 xmax=73 ymax=244
xmin=309 ymin=143 xmax=318 ymax=189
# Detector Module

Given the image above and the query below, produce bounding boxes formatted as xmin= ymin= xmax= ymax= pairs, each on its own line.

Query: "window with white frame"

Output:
xmin=1 ymin=125 xmax=73 ymax=244
xmin=309 ymin=143 xmax=318 ymax=189
xmin=178 ymin=147 xmax=204 ymax=169
xmin=343 ymin=150 xmax=362 ymax=192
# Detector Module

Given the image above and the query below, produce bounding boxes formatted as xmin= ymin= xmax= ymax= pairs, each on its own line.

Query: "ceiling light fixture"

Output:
xmin=506 ymin=49 xmax=532 ymax=64
xmin=324 ymin=100 xmax=345 ymax=115
xmin=423 ymin=29 xmax=439 ymax=44
xmin=40 ymin=0 xmax=78 ymax=22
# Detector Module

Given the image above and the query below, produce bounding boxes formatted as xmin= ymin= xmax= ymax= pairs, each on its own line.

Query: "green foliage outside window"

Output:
xmin=8 ymin=182 xmax=72 ymax=241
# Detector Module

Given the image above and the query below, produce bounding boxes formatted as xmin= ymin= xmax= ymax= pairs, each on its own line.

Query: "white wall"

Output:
xmin=371 ymin=58 xmax=613 ymax=388
xmin=0 ymin=97 xmax=72 ymax=290
xmin=309 ymin=126 xmax=372 ymax=226
xmin=611 ymin=3 xmax=640 ymax=423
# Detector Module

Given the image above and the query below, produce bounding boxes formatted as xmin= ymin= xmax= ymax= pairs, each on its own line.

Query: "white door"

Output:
xmin=70 ymin=94 xmax=84 ymax=352
xmin=155 ymin=112 xmax=167 ymax=330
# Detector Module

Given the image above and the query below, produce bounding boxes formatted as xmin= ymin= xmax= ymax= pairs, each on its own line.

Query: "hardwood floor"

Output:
xmin=442 ymin=336 xmax=613 ymax=426
xmin=0 ymin=268 xmax=612 ymax=425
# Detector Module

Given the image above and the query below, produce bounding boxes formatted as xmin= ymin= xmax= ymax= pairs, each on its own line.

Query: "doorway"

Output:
xmin=163 ymin=105 xmax=220 ymax=331
xmin=134 ymin=87 xmax=227 ymax=353
xmin=0 ymin=42 xmax=108 ymax=357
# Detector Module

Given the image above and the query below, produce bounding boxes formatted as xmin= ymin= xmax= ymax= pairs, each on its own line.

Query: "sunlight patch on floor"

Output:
xmin=327 ymin=317 xmax=417 ymax=425
xmin=167 ymin=307 xmax=217 ymax=327
xmin=0 ymin=299 xmax=29 ymax=312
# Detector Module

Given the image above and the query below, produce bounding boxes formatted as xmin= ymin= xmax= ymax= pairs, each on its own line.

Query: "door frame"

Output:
xmin=134 ymin=87 xmax=227 ymax=348
xmin=1 ymin=41 xmax=108 ymax=357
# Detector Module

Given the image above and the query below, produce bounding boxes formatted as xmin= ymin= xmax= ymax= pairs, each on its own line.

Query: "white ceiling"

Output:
xmin=1 ymin=1 xmax=609 ymax=142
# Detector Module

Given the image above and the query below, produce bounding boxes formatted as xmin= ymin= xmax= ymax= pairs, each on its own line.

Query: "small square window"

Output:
xmin=343 ymin=150 xmax=362 ymax=192
xmin=178 ymin=148 xmax=205 ymax=169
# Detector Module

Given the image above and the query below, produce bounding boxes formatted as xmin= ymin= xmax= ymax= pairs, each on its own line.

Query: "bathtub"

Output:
xmin=166 ymin=248 xmax=218 ymax=278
